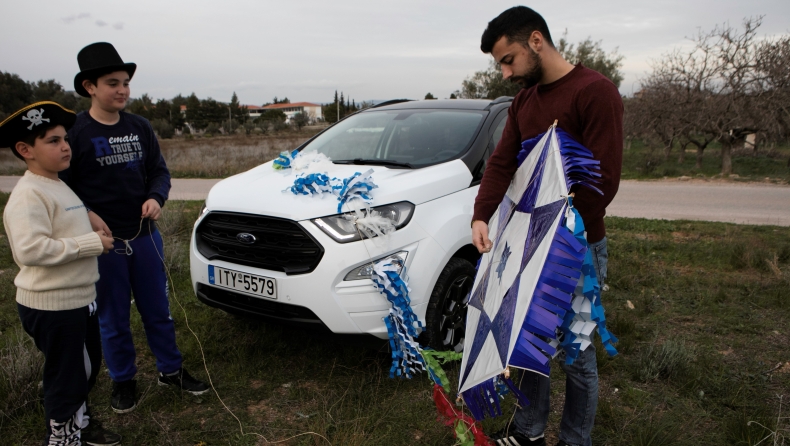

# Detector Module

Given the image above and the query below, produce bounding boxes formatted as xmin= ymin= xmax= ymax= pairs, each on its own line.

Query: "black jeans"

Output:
xmin=17 ymin=303 xmax=101 ymax=423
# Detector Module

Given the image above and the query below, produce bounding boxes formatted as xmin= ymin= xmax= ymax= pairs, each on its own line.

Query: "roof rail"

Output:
xmin=372 ymin=99 xmax=413 ymax=108
xmin=484 ymin=96 xmax=514 ymax=110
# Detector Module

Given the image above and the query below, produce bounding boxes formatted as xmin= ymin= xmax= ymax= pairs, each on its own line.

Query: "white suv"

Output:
xmin=190 ymin=98 xmax=512 ymax=351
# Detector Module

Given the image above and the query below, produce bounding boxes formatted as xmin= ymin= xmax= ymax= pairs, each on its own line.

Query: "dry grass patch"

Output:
xmin=159 ymin=133 xmax=319 ymax=178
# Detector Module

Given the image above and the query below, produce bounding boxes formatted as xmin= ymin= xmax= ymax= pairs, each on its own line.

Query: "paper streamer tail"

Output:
xmin=433 ymin=384 xmax=492 ymax=446
xmin=558 ymin=205 xmax=618 ymax=363
xmin=460 ymin=375 xmax=530 ymax=422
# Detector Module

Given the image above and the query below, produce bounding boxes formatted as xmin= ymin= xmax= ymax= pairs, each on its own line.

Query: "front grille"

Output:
xmin=196 ymin=283 xmax=326 ymax=328
xmin=195 ymin=212 xmax=324 ymax=274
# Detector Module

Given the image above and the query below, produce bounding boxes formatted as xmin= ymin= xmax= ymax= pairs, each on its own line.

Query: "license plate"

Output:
xmin=208 ymin=265 xmax=277 ymax=299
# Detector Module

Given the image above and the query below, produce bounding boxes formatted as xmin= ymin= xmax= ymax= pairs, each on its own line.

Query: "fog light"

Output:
xmin=344 ymin=251 xmax=408 ymax=281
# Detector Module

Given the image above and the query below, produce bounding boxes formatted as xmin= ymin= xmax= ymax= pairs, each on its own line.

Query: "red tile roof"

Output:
xmin=245 ymin=105 xmax=263 ymax=110
xmin=261 ymin=102 xmax=320 ymax=110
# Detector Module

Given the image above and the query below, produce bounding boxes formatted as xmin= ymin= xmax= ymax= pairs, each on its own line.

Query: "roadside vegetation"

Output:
xmin=2 ymin=130 xmax=786 ymax=182
xmin=622 ymin=139 xmax=790 ymax=183
xmin=0 ymin=195 xmax=788 ymax=445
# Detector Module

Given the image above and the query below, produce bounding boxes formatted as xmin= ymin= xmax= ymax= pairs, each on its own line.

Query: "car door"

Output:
xmin=471 ymin=108 xmax=509 ymax=185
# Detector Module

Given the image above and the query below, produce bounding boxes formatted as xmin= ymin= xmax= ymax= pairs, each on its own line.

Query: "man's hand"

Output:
xmin=88 ymin=211 xmax=112 ymax=237
xmin=141 ymin=199 xmax=162 ymax=220
xmin=97 ymin=230 xmax=114 ymax=254
xmin=472 ymin=220 xmax=492 ymax=254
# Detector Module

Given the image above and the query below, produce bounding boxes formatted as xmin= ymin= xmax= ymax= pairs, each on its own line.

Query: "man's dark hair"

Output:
xmin=481 ymin=6 xmax=554 ymax=54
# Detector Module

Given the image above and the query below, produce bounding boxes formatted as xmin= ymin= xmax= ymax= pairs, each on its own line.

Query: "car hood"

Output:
xmin=205 ymin=159 xmax=473 ymax=220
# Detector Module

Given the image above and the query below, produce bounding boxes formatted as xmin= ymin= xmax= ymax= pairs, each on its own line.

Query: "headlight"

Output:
xmin=200 ymin=202 xmax=208 ymax=216
xmin=312 ymin=201 xmax=414 ymax=243
xmin=344 ymin=251 xmax=408 ymax=281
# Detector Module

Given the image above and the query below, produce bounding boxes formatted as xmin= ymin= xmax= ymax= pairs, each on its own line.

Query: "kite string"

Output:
xmin=112 ymin=218 xmax=145 ymax=255
xmin=143 ymin=218 xmax=331 ymax=445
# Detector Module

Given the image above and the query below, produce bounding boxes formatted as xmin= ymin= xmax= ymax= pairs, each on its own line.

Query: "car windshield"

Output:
xmin=301 ymin=109 xmax=486 ymax=168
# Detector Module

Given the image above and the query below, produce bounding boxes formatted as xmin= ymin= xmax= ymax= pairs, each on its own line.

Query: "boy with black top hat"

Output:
xmin=1 ymin=101 xmax=119 ymax=445
xmin=61 ymin=42 xmax=209 ymax=414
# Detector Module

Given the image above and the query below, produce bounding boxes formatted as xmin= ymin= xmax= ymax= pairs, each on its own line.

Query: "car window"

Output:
xmin=302 ymin=109 xmax=486 ymax=168
xmin=490 ymin=111 xmax=508 ymax=149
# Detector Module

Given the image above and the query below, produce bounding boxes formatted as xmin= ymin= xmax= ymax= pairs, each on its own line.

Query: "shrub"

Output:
xmin=204 ymin=122 xmax=220 ymax=135
xmin=151 ymin=118 xmax=175 ymax=139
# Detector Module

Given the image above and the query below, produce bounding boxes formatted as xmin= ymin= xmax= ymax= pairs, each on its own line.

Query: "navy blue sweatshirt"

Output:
xmin=61 ymin=111 xmax=171 ymax=239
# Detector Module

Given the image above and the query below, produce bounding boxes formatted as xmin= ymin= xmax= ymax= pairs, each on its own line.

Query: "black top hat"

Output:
xmin=73 ymin=42 xmax=137 ymax=97
xmin=0 ymin=102 xmax=77 ymax=159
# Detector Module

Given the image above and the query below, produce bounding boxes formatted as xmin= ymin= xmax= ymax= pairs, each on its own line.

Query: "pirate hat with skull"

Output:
xmin=74 ymin=42 xmax=137 ymax=97
xmin=0 ymin=102 xmax=76 ymax=159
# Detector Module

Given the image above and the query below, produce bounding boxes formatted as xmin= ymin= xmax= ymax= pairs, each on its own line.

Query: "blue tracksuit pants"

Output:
xmin=96 ymin=228 xmax=182 ymax=382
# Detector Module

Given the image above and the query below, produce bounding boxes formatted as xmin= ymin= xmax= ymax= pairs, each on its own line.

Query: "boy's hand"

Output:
xmin=141 ymin=199 xmax=162 ymax=220
xmin=97 ymin=230 xmax=114 ymax=254
xmin=472 ymin=220 xmax=493 ymax=254
xmin=88 ymin=211 xmax=112 ymax=237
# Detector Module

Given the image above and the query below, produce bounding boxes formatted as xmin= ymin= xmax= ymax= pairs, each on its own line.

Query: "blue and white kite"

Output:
xmin=458 ymin=123 xmax=617 ymax=421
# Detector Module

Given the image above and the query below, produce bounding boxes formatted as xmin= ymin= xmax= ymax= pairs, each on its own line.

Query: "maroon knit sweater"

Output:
xmin=473 ymin=64 xmax=623 ymax=243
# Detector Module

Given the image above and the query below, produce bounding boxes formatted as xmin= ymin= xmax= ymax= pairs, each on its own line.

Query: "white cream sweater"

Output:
xmin=3 ymin=171 xmax=104 ymax=311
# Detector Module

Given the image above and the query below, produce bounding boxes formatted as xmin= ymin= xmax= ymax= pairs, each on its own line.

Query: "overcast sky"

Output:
xmin=2 ymin=1 xmax=788 ymax=106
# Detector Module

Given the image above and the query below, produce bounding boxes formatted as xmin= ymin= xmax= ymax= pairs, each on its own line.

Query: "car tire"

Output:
xmin=422 ymin=257 xmax=477 ymax=352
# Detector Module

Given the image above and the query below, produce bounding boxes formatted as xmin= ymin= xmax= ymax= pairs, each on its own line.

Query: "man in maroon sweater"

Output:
xmin=471 ymin=7 xmax=623 ymax=446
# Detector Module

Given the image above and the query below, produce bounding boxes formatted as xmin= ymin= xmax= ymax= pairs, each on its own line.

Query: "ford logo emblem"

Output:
xmin=236 ymin=233 xmax=256 ymax=245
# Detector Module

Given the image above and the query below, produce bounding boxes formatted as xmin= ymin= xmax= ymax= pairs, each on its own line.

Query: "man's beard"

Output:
xmin=509 ymin=50 xmax=543 ymax=89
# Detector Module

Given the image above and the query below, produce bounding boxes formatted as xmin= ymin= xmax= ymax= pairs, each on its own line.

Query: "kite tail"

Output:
xmin=371 ymin=261 xmax=425 ymax=378
xmin=557 ymin=206 xmax=618 ymax=363
xmin=434 ymin=384 xmax=493 ymax=446
xmin=556 ymin=128 xmax=603 ymax=195
xmin=460 ymin=374 xmax=530 ymax=422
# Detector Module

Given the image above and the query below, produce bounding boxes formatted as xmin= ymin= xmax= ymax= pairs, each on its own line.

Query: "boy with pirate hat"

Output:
xmin=1 ymin=102 xmax=118 ymax=445
xmin=61 ymin=42 xmax=209 ymax=415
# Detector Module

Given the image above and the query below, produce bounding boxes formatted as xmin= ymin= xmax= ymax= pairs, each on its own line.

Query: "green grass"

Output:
xmin=622 ymin=139 xmax=790 ymax=182
xmin=1 ymin=196 xmax=789 ymax=445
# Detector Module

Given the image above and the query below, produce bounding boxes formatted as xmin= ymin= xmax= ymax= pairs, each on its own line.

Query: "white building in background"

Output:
xmin=246 ymin=105 xmax=264 ymax=120
xmin=259 ymin=102 xmax=323 ymax=123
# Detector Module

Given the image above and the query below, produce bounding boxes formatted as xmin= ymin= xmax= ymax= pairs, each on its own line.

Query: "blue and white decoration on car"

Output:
xmin=282 ymin=152 xmax=422 ymax=376
xmin=458 ymin=123 xmax=618 ymax=421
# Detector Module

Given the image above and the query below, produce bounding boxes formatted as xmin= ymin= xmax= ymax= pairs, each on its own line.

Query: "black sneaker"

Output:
xmin=158 ymin=367 xmax=210 ymax=395
xmin=111 ymin=379 xmax=137 ymax=414
xmin=81 ymin=419 xmax=121 ymax=446
xmin=490 ymin=426 xmax=546 ymax=446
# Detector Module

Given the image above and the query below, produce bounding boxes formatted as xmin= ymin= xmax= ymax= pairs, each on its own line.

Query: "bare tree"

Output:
xmin=635 ymin=17 xmax=782 ymax=175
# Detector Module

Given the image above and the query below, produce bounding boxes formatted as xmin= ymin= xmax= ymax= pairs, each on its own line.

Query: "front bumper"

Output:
xmin=190 ymin=213 xmax=442 ymax=339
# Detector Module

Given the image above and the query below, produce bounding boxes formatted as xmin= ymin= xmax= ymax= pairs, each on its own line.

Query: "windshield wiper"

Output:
xmin=333 ymin=158 xmax=414 ymax=168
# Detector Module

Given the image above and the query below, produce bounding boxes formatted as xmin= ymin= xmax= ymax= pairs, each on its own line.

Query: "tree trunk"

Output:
xmin=678 ymin=144 xmax=686 ymax=164
xmin=696 ymin=146 xmax=704 ymax=169
xmin=721 ymin=143 xmax=732 ymax=176
xmin=663 ymin=137 xmax=674 ymax=161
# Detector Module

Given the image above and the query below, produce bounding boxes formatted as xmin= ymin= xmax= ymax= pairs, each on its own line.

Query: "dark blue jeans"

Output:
xmin=96 ymin=229 xmax=183 ymax=382
xmin=512 ymin=237 xmax=608 ymax=446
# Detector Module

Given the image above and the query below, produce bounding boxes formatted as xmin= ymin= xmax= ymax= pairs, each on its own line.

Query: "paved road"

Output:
xmin=1 ymin=176 xmax=788 ymax=226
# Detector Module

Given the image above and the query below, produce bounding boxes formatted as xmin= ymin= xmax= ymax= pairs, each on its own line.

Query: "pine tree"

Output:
xmin=230 ymin=92 xmax=247 ymax=124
